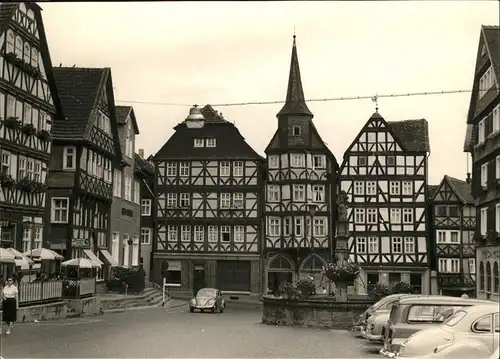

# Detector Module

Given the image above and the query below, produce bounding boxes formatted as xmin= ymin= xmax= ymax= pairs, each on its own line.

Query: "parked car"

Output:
xmin=189 ymin=288 xmax=226 ymax=313
xmin=350 ymin=294 xmax=412 ymax=337
xmin=380 ymin=295 xmax=493 ymax=357
xmin=395 ymin=303 xmax=499 ymax=358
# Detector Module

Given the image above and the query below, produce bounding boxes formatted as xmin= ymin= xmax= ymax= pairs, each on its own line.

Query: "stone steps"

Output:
xmin=100 ymin=287 xmax=165 ymax=311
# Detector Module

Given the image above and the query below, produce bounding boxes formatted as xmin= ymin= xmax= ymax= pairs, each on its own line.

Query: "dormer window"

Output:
xmin=125 ymin=120 xmax=133 ymax=157
xmin=292 ymin=126 xmax=301 ymax=136
xmin=479 ymin=66 xmax=495 ymax=99
xmin=194 ymin=138 xmax=204 ymax=148
xmin=206 ymin=138 xmax=216 ymax=147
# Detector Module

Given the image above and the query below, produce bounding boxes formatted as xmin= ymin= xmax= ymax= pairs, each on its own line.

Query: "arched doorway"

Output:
xmin=300 ymin=254 xmax=327 ymax=293
xmin=267 ymin=256 xmax=294 ymax=294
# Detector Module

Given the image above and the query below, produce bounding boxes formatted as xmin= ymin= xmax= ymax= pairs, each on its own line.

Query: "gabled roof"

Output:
xmin=428 ymin=185 xmax=439 ymax=200
xmin=0 ymin=3 xmax=18 ymax=30
xmin=52 ymin=67 xmax=107 ymax=139
xmin=115 ymin=105 xmax=140 ymax=134
xmin=386 ymin=119 xmax=430 ymax=152
xmin=153 ymin=105 xmax=264 ymax=161
xmin=431 ymin=175 xmax=474 ymax=204
xmin=134 ymin=153 xmax=154 ymax=177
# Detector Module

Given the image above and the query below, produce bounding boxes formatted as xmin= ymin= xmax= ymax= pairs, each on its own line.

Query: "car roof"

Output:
xmin=198 ymin=288 xmax=217 ymax=291
xmin=459 ymin=303 xmax=500 ymax=316
xmin=398 ymin=295 xmax=493 ymax=305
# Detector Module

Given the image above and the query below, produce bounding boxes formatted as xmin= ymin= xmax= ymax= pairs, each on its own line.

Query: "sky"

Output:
xmin=40 ymin=1 xmax=499 ymax=185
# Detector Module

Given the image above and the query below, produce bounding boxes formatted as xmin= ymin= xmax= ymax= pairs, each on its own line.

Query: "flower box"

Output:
xmin=324 ymin=262 xmax=361 ymax=283
xmin=0 ymin=173 xmax=15 ymax=188
xmin=4 ymin=52 xmax=18 ymax=64
xmin=21 ymin=123 xmax=36 ymax=136
xmin=4 ymin=116 xmax=20 ymax=129
xmin=36 ymin=129 xmax=51 ymax=142
xmin=15 ymin=177 xmax=43 ymax=193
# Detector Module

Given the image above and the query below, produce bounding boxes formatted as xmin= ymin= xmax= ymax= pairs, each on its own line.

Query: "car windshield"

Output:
xmin=443 ymin=310 xmax=467 ymax=326
xmin=197 ymin=289 xmax=216 ymax=297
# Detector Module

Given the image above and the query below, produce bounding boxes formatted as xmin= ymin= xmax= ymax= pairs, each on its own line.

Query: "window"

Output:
xmin=167 ymin=193 xmax=177 ymax=208
xmin=480 ymin=207 xmax=488 ymax=235
xmin=219 ymin=193 xmax=231 ymax=209
xmin=22 ymin=226 xmax=32 ymax=252
xmin=478 ymin=120 xmax=485 ymax=144
xmin=34 ymin=162 xmax=41 ymax=182
xmin=166 ymin=162 xmax=177 ymax=177
xmin=220 ymin=161 xmax=230 ymax=176
xmin=133 ymin=180 xmax=140 ymax=204
xmin=104 ymin=160 xmax=112 ymax=183
xmin=124 ymin=175 xmax=132 ymax=201
xmin=0 ymin=151 xmax=10 ymax=176
xmin=267 ymin=185 xmax=280 ymax=202
xmin=292 ymin=125 xmax=301 ymax=136
xmin=220 ymin=226 xmax=230 ymax=242
xmin=357 ymin=156 xmax=367 ymax=166
xmin=392 ymin=237 xmax=402 ymax=253
xmin=479 ymin=66 xmax=495 ymax=98
xmin=208 ymin=226 xmax=218 ymax=242
xmin=313 ymin=155 xmax=325 ymax=169
xmin=51 ymin=198 xmax=69 ymax=223
xmin=168 ymin=225 xmax=177 ymax=242
xmin=496 ymin=204 xmax=500 ymax=233
xmin=206 ymin=138 xmax=216 ymax=147
xmin=124 ymin=121 xmax=134 ymax=158
xmin=113 ymin=170 xmax=122 ymax=197
xmin=312 ymin=185 xmax=325 ymax=202
xmin=450 ymin=259 xmax=459 ymax=273
xmin=140 ymin=228 xmax=151 ymax=245
xmin=112 ymin=233 xmax=120 ymax=263
xmin=179 ymin=162 xmax=190 ymax=176
xmin=404 ymin=237 xmax=415 ymax=253
xmin=407 ymin=306 xmax=463 ymax=324
xmin=402 ymin=181 xmax=412 ymax=195
xmin=368 ymin=237 xmax=378 ymax=253
xmin=291 ymin=154 xmax=304 ymax=167
xmin=356 ymin=237 xmax=366 ymax=253
xmin=448 ymin=206 xmax=459 ymax=217
xmin=366 ymin=209 xmax=377 ymax=224
xmin=497 ymin=156 xmax=500 ymax=179
xmin=6 ymin=30 xmax=14 ymax=53
xmin=194 ymin=226 xmax=204 ymax=242
xmin=354 ymin=208 xmax=365 ymax=223
xmin=194 ymin=138 xmax=204 ymax=147
xmin=18 ymin=156 xmax=26 ymax=179
xmin=313 ymin=218 xmax=326 ymax=236
xmin=354 ymin=181 xmax=364 ymax=195
xmin=450 ymin=231 xmax=459 ymax=243
xmin=23 ymin=42 xmax=30 ymax=65
xmin=179 ymin=193 xmax=190 ymax=208
xmin=494 ymin=263 xmax=499 ymax=293
xmin=437 ymin=231 xmax=447 ymax=243
xmin=366 ymin=181 xmax=376 ymax=195
xmin=283 ymin=218 xmax=291 ymax=236
xmin=391 ymin=208 xmax=401 ymax=223
xmin=269 ymin=218 xmax=280 ymax=236
xmin=293 ymin=184 xmax=305 ymax=201
xmin=389 ymin=181 xmax=400 ymax=195
xmin=439 ymin=259 xmax=448 ymax=272
xmin=181 ymin=225 xmax=191 ymax=242
xmin=268 ymin=156 xmax=279 ymax=169
xmin=493 ymin=105 xmax=500 ymax=134
xmin=367 ymin=273 xmax=379 ymax=292
xmin=63 ymin=147 xmax=76 ymax=170
xmin=480 ymin=262 xmax=485 ymax=290
xmin=481 ymin=163 xmax=488 ymax=186
xmin=14 ymin=36 xmax=22 ymax=58
xmin=23 ymin=103 xmax=32 ymax=125
xmin=469 ymin=258 xmax=476 ymax=274
xmin=403 ymin=208 xmax=413 ymax=224
xmin=164 ymin=261 xmax=181 ymax=285
xmin=233 ymin=161 xmax=243 ymax=177
xmin=473 ymin=316 xmax=492 ymax=333
xmin=294 ymin=217 xmax=303 ymax=237
xmin=233 ymin=193 xmax=244 ymax=208
xmin=386 ymin=156 xmax=395 ymax=166
xmin=234 ymin=226 xmax=244 ymax=242
xmin=26 ymin=159 xmax=33 ymax=180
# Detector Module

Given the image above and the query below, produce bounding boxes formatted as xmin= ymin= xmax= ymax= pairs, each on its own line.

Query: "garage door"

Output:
xmin=216 ymin=260 xmax=251 ymax=292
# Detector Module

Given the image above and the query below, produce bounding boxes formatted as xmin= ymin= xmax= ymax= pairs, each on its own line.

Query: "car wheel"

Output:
xmin=189 ymin=307 xmax=194 ymax=313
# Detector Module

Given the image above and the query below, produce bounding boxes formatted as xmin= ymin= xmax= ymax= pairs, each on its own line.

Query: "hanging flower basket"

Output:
xmin=21 ymin=123 xmax=37 ymax=136
xmin=36 ymin=129 xmax=51 ymax=142
xmin=324 ymin=262 xmax=361 ymax=283
xmin=0 ymin=173 xmax=15 ymax=188
xmin=4 ymin=116 xmax=20 ymax=129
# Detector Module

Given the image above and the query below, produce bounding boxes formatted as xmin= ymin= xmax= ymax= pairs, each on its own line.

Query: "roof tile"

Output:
xmin=387 ymin=119 xmax=430 ymax=152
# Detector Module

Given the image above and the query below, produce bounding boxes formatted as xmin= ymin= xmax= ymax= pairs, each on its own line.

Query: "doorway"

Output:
xmin=267 ymin=256 xmax=294 ymax=294
xmin=193 ymin=265 xmax=205 ymax=295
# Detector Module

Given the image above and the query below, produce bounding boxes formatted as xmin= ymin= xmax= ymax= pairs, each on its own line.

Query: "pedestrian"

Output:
xmin=2 ymin=277 xmax=18 ymax=335
xmin=322 ymin=287 xmax=327 ymax=295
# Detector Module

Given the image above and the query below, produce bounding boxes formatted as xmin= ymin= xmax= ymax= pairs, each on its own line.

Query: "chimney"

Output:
xmin=466 ymin=172 xmax=471 ymax=184
xmin=138 ymin=149 xmax=144 ymax=158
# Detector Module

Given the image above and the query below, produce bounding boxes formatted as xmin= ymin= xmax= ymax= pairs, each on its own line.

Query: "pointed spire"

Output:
xmin=277 ymin=35 xmax=313 ymax=117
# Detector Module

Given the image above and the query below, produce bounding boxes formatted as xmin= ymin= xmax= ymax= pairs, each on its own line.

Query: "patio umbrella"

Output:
xmin=23 ymin=248 xmax=64 ymax=260
xmin=6 ymin=248 xmax=34 ymax=270
xmin=0 ymin=248 xmax=16 ymax=264
xmin=61 ymin=258 xmax=99 ymax=269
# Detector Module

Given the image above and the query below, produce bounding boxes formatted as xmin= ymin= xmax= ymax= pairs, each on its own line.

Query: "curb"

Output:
xmin=102 ymin=300 xmax=188 ymax=313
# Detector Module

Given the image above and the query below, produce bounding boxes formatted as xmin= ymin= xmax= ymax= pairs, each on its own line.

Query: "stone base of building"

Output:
xmin=64 ymin=296 xmax=102 ymax=316
xmin=15 ymin=301 xmax=69 ymax=323
xmin=355 ymin=266 xmax=432 ymax=295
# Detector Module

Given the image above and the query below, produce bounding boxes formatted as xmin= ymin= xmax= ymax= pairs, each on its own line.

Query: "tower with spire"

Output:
xmin=263 ymin=36 xmax=339 ymax=290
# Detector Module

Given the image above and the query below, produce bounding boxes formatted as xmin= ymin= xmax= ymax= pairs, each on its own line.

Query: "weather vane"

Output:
xmin=293 ymin=25 xmax=296 ymax=38
xmin=371 ymin=93 xmax=379 ymax=112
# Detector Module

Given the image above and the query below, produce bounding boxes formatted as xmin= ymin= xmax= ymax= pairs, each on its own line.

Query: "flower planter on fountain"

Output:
xmin=324 ymin=262 xmax=361 ymax=302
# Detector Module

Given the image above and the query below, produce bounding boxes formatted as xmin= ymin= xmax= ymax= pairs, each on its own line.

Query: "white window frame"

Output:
xmin=125 ymin=121 xmax=134 ymax=158
xmin=403 ymin=208 xmax=413 ymax=224
xmin=366 ymin=181 xmax=376 ymax=195
xmin=354 ymin=208 xmax=365 ymax=223
xmin=313 ymin=218 xmax=326 ymax=236
xmin=368 ymin=237 xmax=378 ymax=253
xmin=496 ymin=204 xmax=500 ymax=233
xmin=312 ymin=185 xmax=325 ymax=202
xmin=312 ymin=155 xmax=325 ymax=169
xmin=220 ymin=226 xmax=230 ymax=242
xmin=450 ymin=231 xmax=460 ymax=244
xmin=206 ymin=138 xmax=216 ymax=147
xmin=167 ymin=193 xmax=177 ymax=208
xmin=293 ymin=184 xmax=305 ymax=201
xmin=194 ymin=225 xmax=204 ymax=242
xmin=294 ymin=217 xmax=303 ymax=237
xmin=402 ymin=181 xmax=412 ymax=195
xmin=450 ymin=258 xmax=460 ymax=273
xmin=469 ymin=258 xmax=476 ymax=274
xmin=493 ymin=105 xmax=500 ymax=134
xmin=356 ymin=237 xmax=366 ymax=253
xmin=291 ymin=154 xmax=304 ymax=167
xmin=283 ymin=218 xmax=291 ymax=236
xmin=140 ymin=228 xmax=151 ymax=245
xmin=63 ymin=146 xmax=76 ymax=170
xmin=219 ymin=161 xmax=230 ymax=177
xmin=219 ymin=193 xmax=231 ymax=209
xmin=18 ymin=156 xmax=26 ymax=179
xmin=233 ymin=161 xmax=244 ymax=177
xmin=141 ymin=199 xmax=151 ymax=216
xmin=179 ymin=193 xmax=190 ymax=208
xmin=181 ymin=225 xmax=191 ymax=242
xmin=51 ymin=197 xmax=69 ymax=223
xmin=194 ymin=138 xmax=204 ymax=147
xmin=168 ymin=225 xmax=178 ymax=242
xmin=391 ymin=237 xmax=402 ymax=254
xmin=496 ymin=156 xmax=500 ymax=179
xmin=391 ymin=208 xmax=401 ymax=223
xmin=481 ymin=207 xmax=488 ymax=235
xmin=404 ymin=237 xmax=415 ymax=253
xmin=268 ymin=155 xmax=279 ymax=169
xmin=389 ymin=181 xmax=400 ymax=195
xmin=366 ymin=208 xmax=377 ymax=224
xmin=437 ymin=230 xmax=447 ymax=243
xmin=269 ymin=218 xmax=280 ymax=236
xmin=478 ymin=120 xmax=485 ymax=144
xmin=439 ymin=258 xmax=448 ymax=273
xmin=208 ymin=225 xmax=218 ymax=242
xmin=113 ymin=170 xmax=122 ymax=197
xmin=234 ymin=225 xmax=244 ymax=242
xmin=124 ymin=175 xmax=132 ymax=201
xmin=133 ymin=180 xmax=141 ymax=204
xmin=354 ymin=181 xmax=364 ymax=195
xmin=481 ymin=163 xmax=488 ymax=186
xmin=179 ymin=162 xmax=190 ymax=177
xmin=166 ymin=162 xmax=177 ymax=177
xmin=267 ymin=185 xmax=280 ymax=202
xmin=232 ymin=193 xmax=244 ymax=208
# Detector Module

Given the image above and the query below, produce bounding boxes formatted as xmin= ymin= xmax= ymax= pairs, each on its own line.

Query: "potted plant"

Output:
xmin=16 ymin=177 xmax=35 ymax=193
xmin=36 ymin=129 xmax=51 ymax=142
xmin=0 ymin=172 xmax=15 ymax=188
xmin=276 ymin=281 xmax=302 ymax=300
xmin=32 ymin=182 xmax=46 ymax=193
xmin=4 ymin=116 xmax=20 ymax=130
xmin=324 ymin=261 xmax=361 ymax=282
xmin=390 ymin=281 xmax=413 ymax=294
xmin=295 ymin=278 xmax=316 ymax=298
xmin=370 ymin=283 xmax=390 ymax=301
xmin=21 ymin=123 xmax=36 ymax=136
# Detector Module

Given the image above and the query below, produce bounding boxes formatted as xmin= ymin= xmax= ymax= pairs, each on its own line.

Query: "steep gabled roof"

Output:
xmin=446 ymin=176 xmax=474 ymax=204
xmin=428 ymin=185 xmax=439 ymax=200
xmin=115 ymin=105 xmax=140 ymax=134
xmin=482 ymin=26 xmax=500 ymax=85
xmin=134 ymin=153 xmax=154 ymax=177
xmin=386 ymin=119 xmax=430 ymax=152
xmin=52 ymin=67 xmax=106 ymax=139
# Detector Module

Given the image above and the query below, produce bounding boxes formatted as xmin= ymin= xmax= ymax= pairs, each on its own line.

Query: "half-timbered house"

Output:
xmin=463 ymin=25 xmax=500 ymax=302
xmin=431 ymin=175 xmax=475 ymax=296
xmin=45 ymin=67 xmax=122 ymax=281
xmin=136 ymin=149 xmax=155 ymax=281
xmin=339 ymin=112 xmax=431 ymax=294
xmin=0 ymin=3 xmax=60 ymax=254
xmin=152 ymin=105 xmax=264 ymax=299
xmin=263 ymin=36 xmax=338 ymax=292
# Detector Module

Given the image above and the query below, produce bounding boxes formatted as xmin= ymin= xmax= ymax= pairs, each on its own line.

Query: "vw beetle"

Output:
xmin=189 ymin=288 xmax=226 ymax=313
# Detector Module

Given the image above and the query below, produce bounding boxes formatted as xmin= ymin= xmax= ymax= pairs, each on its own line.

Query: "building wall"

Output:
xmin=476 ymin=245 xmax=500 ymax=302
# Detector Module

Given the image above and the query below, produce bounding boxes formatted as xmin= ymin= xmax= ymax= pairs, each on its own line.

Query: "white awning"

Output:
xmin=83 ymin=249 xmax=103 ymax=268
xmin=99 ymin=249 xmax=119 ymax=267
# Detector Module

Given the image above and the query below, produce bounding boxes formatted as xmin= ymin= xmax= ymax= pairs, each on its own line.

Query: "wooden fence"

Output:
xmin=18 ymin=280 xmax=63 ymax=307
